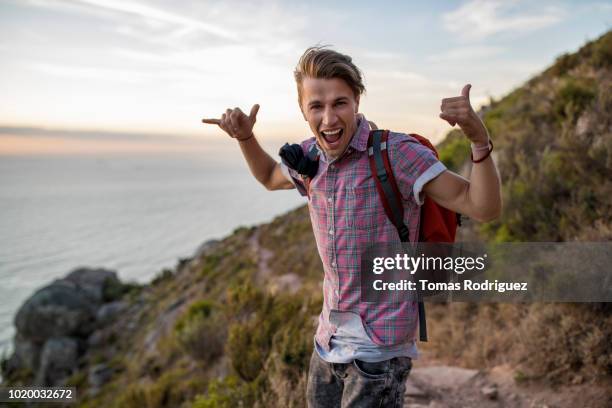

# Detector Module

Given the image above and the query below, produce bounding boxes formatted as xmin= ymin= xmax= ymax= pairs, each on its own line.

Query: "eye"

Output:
xmin=310 ymin=105 xmax=321 ymax=111
xmin=335 ymin=101 xmax=346 ymax=106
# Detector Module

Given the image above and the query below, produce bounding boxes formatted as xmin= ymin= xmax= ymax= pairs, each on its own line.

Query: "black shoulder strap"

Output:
xmin=367 ymin=129 xmax=428 ymax=342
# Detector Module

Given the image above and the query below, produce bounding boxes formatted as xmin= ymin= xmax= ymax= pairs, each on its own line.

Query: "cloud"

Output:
xmin=426 ymin=45 xmax=504 ymax=63
xmin=71 ymin=0 xmax=237 ymax=40
xmin=442 ymin=0 xmax=566 ymax=41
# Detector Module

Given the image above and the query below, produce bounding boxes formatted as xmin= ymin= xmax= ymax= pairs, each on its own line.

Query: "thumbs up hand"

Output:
xmin=202 ymin=104 xmax=260 ymax=142
xmin=439 ymin=84 xmax=489 ymax=145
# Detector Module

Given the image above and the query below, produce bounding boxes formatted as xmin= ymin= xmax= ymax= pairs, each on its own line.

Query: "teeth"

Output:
xmin=322 ymin=129 xmax=341 ymax=135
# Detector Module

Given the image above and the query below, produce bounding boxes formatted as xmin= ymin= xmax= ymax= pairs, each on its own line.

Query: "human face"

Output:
xmin=300 ymin=77 xmax=359 ymax=159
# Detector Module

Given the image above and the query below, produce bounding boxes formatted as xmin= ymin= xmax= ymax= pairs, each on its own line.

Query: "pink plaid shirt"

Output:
xmin=281 ymin=115 xmax=446 ymax=351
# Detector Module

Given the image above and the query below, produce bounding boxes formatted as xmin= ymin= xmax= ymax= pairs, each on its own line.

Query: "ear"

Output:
xmin=355 ymin=94 xmax=360 ymax=113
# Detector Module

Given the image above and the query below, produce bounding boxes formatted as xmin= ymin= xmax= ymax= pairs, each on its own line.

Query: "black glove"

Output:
xmin=279 ymin=143 xmax=319 ymax=179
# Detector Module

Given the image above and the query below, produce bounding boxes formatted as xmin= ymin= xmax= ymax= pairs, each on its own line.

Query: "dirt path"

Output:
xmin=403 ymin=363 xmax=611 ymax=408
xmin=248 ymin=228 xmax=302 ymax=294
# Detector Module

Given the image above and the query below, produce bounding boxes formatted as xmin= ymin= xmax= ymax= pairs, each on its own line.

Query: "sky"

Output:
xmin=0 ymin=0 xmax=611 ymax=155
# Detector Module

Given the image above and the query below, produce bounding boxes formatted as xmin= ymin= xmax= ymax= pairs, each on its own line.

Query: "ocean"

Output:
xmin=0 ymin=152 xmax=305 ymax=355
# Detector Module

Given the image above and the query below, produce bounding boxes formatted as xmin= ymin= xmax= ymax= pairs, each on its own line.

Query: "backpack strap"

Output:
xmin=367 ymin=130 xmax=410 ymax=241
xmin=367 ymin=129 xmax=428 ymax=342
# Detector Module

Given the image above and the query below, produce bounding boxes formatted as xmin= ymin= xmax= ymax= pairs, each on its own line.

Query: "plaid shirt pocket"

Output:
xmin=344 ymin=184 xmax=380 ymax=229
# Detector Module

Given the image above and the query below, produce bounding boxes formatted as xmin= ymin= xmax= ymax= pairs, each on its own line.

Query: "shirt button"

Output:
xmin=328 ymin=228 xmax=334 ymax=235
xmin=331 ymin=261 xmax=336 ymax=267
xmin=327 ymin=197 xmax=332 ymax=203
xmin=329 ymin=164 xmax=335 ymax=169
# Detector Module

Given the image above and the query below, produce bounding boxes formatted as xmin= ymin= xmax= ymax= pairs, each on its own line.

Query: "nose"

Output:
xmin=322 ymin=106 xmax=337 ymax=127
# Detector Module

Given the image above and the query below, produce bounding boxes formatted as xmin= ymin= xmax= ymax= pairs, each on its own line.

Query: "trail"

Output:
xmin=403 ymin=363 xmax=610 ymax=408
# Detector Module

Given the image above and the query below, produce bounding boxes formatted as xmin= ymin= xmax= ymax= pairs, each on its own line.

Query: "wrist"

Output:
xmin=470 ymin=137 xmax=490 ymax=149
xmin=237 ymin=133 xmax=254 ymax=143
xmin=471 ymin=139 xmax=493 ymax=163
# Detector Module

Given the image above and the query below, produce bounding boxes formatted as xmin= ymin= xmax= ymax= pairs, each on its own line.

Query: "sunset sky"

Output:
xmin=1 ymin=0 xmax=611 ymax=154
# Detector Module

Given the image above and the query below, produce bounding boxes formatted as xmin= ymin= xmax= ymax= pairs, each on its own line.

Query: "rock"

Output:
xmin=405 ymin=379 xmax=428 ymax=398
xmin=88 ymin=363 xmax=114 ymax=388
xmin=15 ymin=282 xmax=97 ymax=342
xmin=269 ymin=273 xmax=303 ymax=294
xmin=96 ymin=301 xmax=127 ymax=325
xmin=64 ymin=267 xmax=119 ymax=302
xmin=194 ymin=239 xmax=220 ymax=258
xmin=6 ymin=267 xmax=126 ymax=386
xmin=35 ymin=337 xmax=79 ymax=386
xmin=481 ymin=385 xmax=498 ymax=400
xmin=10 ymin=333 xmax=41 ymax=373
xmin=410 ymin=366 xmax=479 ymax=390
xmin=87 ymin=330 xmax=106 ymax=348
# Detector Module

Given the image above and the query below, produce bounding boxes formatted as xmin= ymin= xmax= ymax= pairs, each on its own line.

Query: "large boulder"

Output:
xmin=34 ymin=337 xmax=79 ymax=386
xmin=14 ymin=280 xmax=97 ymax=342
xmin=4 ymin=267 xmax=123 ymax=386
xmin=63 ymin=267 xmax=120 ymax=303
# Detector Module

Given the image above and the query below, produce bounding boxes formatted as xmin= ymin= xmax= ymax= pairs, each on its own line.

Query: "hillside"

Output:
xmin=2 ymin=30 xmax=611 ymax=408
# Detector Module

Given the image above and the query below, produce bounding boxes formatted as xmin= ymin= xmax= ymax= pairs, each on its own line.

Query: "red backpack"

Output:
xmin=367 ymin=129 xmax=459 ymax=341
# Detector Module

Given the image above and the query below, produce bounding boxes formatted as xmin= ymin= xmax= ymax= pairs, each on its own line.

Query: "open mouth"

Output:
xmin=320 ymin=128 xmax=344 ymax=146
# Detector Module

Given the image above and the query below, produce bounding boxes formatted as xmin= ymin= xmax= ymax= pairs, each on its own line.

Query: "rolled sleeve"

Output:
xmin=390 ymin=134 xmax=447 ymax=206
xmin=413 ymin=161 xmax=446 ymax=205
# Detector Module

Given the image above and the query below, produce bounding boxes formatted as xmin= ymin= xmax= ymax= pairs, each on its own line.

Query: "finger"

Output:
xmin=461 ymin=84 xmax=471 ymax=102
xmin=219 ymin=113 xmax=231 ymax=134
xmin=441 ymin=96 xmax=465 ymax=104
xmin=439 ymin=112 xmax=457 ymax=126
xmin=441 ymin=100 xmax=469 ymax=110
xmin=229 ymin=111 xmax=241 ymax=133
xmin=231 ymin=107 xmax=244 ymax=128
xmin=441 ymin=107 xmax=469 ymax=116
xmin=201 ymin=118 xmax=221 ymax=124
xmin=249 ymin=104 xmax=260 ymax=121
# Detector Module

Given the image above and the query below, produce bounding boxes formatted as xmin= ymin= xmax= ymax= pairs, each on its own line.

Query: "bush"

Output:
xmin=152 ymin=269 xmax=174 ymax=285
xmin=554 ymin=78 xmax=596 ymax=121
xmin=191 ymin=375 xmax=257 ymax=408
xmin=103 ymin=279 xmax=143 ymax=302
xmin=175 ymin=300 xmax=226 ymax=364
xmin=590 ymin=31 xmax=612 ymax=68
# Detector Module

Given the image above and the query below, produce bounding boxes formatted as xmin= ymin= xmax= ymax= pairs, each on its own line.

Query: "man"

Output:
xmin=202 ymin=46 xmax=501 ymax=407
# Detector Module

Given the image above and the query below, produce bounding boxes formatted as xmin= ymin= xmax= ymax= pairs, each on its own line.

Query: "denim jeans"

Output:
xmin=306 ymin=349 xmax=412 ymax=408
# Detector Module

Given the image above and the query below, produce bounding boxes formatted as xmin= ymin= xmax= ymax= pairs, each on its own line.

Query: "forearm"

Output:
xmin=466 ymin=145 xmax=502 ymax=222
xmin=237 ymin=133 xmax=278 ymax=188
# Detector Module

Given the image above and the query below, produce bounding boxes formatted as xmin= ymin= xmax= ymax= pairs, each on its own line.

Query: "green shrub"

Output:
xmin=175 ymin=300 xmax=226 ymax=364
xmin=103 ymin=279 xmax=143 ymax=302
xmin=590 ymin=31 xmax=612 ymax=68
xmin=152 ymin=269 xmax=174 ymax=285
xmin=190 ymin=375 xmax=257 ymax=408
xmin=554 ymin=78 xmax=596 ymax=121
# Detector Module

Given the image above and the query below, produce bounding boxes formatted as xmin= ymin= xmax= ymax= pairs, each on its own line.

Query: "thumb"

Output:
xmin=249 ymin=104 xmax=260 ymax=121
xmin=461 ymin=84 xmax=471 ymax=101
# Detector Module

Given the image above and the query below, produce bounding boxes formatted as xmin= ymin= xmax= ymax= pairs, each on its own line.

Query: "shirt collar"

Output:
xmin=349 ymin=113 xmax=371 ymax=153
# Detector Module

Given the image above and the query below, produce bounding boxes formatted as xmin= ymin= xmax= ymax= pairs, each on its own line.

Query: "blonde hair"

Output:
xmin=294 ymin=46 xmax=365 ymax=106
